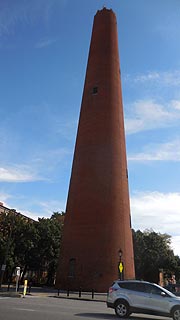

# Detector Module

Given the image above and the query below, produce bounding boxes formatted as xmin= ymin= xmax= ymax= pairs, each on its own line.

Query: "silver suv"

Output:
xmin=107 ymin=280 xmax=180 ymax=319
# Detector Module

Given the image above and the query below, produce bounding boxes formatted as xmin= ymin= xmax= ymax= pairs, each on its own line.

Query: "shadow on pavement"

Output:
xmin=75 ymin=313 xmax=115 ymax=319
xmin=75 ymin=314 xmax=169 ymax=320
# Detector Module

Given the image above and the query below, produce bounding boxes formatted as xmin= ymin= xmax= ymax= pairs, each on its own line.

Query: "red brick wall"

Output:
xmin=56 ymin=8 xmax=135 ymax=292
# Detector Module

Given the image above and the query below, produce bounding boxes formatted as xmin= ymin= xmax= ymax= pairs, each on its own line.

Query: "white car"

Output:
xmin=107 ymin=280 xmax=180 ymax=319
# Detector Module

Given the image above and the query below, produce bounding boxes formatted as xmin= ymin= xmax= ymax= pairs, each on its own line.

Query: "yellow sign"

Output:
xmin=119 ymin=262 xmax=123 ymax=273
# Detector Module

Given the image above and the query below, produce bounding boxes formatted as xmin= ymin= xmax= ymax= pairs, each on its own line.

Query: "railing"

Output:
xmin=57 ymin=288 xmax=97 ymax=300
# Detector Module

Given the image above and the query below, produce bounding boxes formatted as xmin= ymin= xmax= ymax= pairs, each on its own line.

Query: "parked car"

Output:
xmin=107 ymin=280 xmax=180 ymax=319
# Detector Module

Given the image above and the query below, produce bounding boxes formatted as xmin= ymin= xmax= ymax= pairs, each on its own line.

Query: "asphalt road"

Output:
xmin=0 ymin=296 xmax=172 ymax=320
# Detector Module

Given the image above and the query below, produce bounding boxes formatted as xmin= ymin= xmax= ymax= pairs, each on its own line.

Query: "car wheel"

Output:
xmin=115 ymin=299 xmax=130 ymax=318
xmin=172 ymin=307 xmax=180 ymax=320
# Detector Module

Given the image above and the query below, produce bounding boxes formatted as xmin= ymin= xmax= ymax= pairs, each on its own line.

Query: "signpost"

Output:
xmin=1 ymin=265 xmax=6 ymax=271
xmin=119 ymin=262 xmax=124 ymax=280
xmin=15 ymin=267 xmax=20 ymax=292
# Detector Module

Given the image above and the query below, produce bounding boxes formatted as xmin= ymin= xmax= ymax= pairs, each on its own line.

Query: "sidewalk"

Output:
xmin=0 ymin=285 xmax=107 ymax=302
xmin=29 ymin=287 xmax=107 ymax=302
xmin=0 ymin=286 xmax=22 ymax=298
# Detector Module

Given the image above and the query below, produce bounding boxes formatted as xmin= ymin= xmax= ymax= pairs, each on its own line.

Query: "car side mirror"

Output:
xmin=161 ymin=292 xmax=166 ymax=297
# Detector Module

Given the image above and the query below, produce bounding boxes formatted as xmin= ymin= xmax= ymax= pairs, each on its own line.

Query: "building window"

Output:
xmin=92 ymin=86 xmax=98 ymax=95
xmin=126 ymin=168 xmax=128 ymax=179
xmin=68 ymin=258 xmax=76 ymax=278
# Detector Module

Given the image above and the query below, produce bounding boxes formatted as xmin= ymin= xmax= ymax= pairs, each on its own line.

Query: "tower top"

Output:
xmin=95 ymin=7 xmax=116 ymax=22
xmin=96 ymin=6 xmax=114 ymax=16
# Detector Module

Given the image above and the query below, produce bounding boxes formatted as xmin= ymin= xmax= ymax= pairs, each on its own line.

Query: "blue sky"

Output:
xmin=0 ymin=0 xmax=180 ymax=254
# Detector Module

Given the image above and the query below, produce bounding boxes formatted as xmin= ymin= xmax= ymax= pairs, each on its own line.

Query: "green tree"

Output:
xmin=0 ymin=210 xmax=38 ymax=282
xmin=13 ymin=219 xmax=39 ymax=281
xmin=29 ymin=212 xmax=64 ymax=285
xmin=0 ymin=210 xmax=64 ymax=285
xmin=133 ymin=229 xmax=180 ymax=283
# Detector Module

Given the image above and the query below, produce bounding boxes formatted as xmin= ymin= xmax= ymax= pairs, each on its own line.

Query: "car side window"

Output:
xmin=145 ymin=284 xmax=164 ymax=295
xmin=119 ymin=282 xmax=132 ymax=290
xmin=119 ymin=282 xmax=138 ymax=291
xmin=119 ymin=282 xmax=146 ymax=292
xmin=135 ymin=283 xmax=146 ymax=292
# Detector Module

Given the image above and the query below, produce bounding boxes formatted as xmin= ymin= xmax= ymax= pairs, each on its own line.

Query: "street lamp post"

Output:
xmin=118 ymin=249 xmax=124 ymax=280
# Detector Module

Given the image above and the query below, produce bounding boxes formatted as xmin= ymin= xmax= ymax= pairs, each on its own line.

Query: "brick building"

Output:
xmin=0 ymin=202 xmax=35 ymax=223
xmin=56 ymin=7 xmax=135 ymax=292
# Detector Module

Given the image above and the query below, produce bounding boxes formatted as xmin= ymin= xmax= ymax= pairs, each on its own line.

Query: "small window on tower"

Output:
xmin=68 ymin=258 xmax=76 ymax=278
xmin=92 ymin=86 xmax=98 ymax=95
xmin=126 ymin=168 xmax=128 ymax=179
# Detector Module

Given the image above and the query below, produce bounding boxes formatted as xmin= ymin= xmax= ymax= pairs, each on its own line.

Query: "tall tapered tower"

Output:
xmin=56 ymin=7 xmax=135 ymax=292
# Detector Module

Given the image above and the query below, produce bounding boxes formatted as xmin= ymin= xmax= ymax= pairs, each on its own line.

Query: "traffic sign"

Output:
xmin=119 ymin=262 xmax=123 ymax=273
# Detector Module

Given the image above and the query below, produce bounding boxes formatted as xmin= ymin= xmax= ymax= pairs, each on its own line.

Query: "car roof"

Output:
xmin=114 ymin=279 xmax=152 ymax=285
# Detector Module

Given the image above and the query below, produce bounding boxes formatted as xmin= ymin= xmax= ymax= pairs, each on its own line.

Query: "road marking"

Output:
xmin=14 ymin=308 xmax=35 ymax=312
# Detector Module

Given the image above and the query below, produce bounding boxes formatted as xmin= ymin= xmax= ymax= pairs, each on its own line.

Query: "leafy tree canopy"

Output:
xmin=0 ymin=211 xmax=64 ymax=285
xmin=133 ymin=229 xmax=180 ymax=283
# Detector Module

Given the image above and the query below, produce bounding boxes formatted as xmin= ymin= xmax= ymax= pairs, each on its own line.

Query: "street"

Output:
xmin=0 ymin=296 xmax=172 ymax=320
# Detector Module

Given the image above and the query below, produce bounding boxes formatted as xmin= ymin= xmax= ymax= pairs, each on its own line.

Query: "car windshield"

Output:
xmin=155 ymin=284 xmax=176 ymax=297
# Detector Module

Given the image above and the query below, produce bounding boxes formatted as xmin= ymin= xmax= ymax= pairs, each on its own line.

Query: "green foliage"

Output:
xmin=133 ymin=229 xmax=180 ymax=283
xmin=2 ymin=211 xmax=180 ymax=286
xmin=0 ymin=211 xmax=64 ymax=285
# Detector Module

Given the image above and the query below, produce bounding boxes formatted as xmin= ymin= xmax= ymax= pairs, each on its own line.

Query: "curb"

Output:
xmin=53 ymin=295 xmax=106 ymax=302
xmin=0 ymin=292 xmax=22 ymax=298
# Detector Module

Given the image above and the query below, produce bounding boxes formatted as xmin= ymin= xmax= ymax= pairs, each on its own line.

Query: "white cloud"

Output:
xmin=0 ymin=196 xmax=66 ymax=221
xmin=125 ymin=99 xmax=180 ymax=134
xmin=133 ymin=71 xmax=161 ymax=83
xmin=0 ymin=0 xmax=61 ymax=37
xmin=38 ymin=200 xmax=66 ymax=216
xmin=0 ymin=145 xmax=71 ymax=184
xmin=171 ymin=100 xmax=180 ymax=111
xmin=171 ymin=236 xmax=180 ymax=257
xmin=0 ymin=165 xmax=41 ymax=182
xmin=15 ymin=199 xmax=66 ymax=221
xmin=125 ymin=70 xmax=180 ymax=87
xmin=16 ymin=210 xmax=40 ymax=222
xmin=156 ymin=14 xmax=180 ymax=44
xmin=0 ymin=1 xmax=35 ymax=37
xmin=55 ymin=119 xmax=78 ymax=141
xmin=0 ymin=192 xmax=11 ymax=205
xmin=128 ymin=139 xmax=180 ymax=162
xmin=31 ymin=148 xmax=72 ymax=176
xmin=130 ymin=191 xmax=180 ymax=255
xmin=35 ymin=37 xmax=57 ymax=48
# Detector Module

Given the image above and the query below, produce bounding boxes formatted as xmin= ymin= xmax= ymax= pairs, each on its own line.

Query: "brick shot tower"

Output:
xmin=56 ymin=7 xmax=135 ymax=292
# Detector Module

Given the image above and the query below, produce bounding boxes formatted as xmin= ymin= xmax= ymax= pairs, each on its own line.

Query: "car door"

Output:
xmin=144 ymin=284 xmax=172 ymax=314
xmin=124 ymin=283 xmax=151 ymax=310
